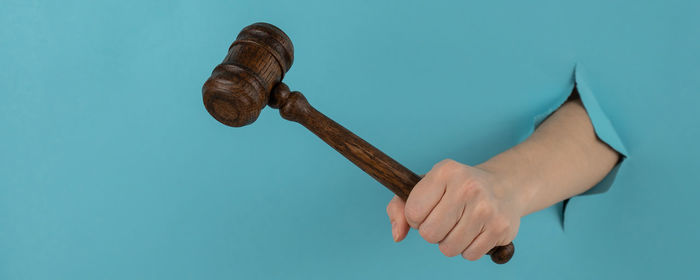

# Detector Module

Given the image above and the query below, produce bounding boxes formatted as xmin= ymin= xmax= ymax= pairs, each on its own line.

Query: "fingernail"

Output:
xmin=391 ymin=221 xmax=398 ymax=242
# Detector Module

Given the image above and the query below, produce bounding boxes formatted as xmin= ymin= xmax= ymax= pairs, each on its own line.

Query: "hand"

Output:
xmin=386 ymin=159 xmax=523 ymax=260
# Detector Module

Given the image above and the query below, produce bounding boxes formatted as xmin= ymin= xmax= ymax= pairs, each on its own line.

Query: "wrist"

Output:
xmin=477 ymin=150 xmax=539 ymax=217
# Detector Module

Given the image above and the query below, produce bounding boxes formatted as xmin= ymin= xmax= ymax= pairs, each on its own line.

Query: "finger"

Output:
xmin=462 ymin=231 xmax=498 ymax=261
xmin=418 ymin=186 xmax=468 ymax=244
xmin=438 ymin=205 xmax=485 ymax=257
xmin=386 ymin=195 xmax=410 ymax=242
xmin=404 ymin=173 xmax=446 ymax=229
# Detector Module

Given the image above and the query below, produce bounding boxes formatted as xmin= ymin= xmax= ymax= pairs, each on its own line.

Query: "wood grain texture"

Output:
xmin=203 ymin=23 xmax=293 ymax=127
xmin=270 ymin=83 xmax=418 ymax=200
xmin=202 ymin=22 xmax=514 ymax=264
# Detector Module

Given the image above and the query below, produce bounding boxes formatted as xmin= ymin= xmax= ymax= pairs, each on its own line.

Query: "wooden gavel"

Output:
xmin=202 ymin=22 xmax=515 ymax=264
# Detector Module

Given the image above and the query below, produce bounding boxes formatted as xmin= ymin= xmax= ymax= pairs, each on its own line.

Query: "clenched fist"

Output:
xmin=386 ymin=159 xmax=522 ymax=261
xmin=385 ymin=99 xmax=621 ymax=261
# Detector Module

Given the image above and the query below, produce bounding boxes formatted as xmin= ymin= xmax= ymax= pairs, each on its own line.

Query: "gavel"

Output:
xmin=202 ymin=22 xmax=515 ymax=264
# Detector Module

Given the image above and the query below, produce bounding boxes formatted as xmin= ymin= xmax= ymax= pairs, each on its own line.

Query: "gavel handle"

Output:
xmin=270 ymin=83 xmax=514 ymax=264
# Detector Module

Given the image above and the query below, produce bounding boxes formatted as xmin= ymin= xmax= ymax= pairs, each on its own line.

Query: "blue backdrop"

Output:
xmin=1 ymin=0 xmax=698 ymax=279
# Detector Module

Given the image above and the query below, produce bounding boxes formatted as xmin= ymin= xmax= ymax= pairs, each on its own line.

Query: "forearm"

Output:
xmin=385 ymin=98 xmax=621 ymax=259
xmin=477 ymin=99 xmax=620 ymax=216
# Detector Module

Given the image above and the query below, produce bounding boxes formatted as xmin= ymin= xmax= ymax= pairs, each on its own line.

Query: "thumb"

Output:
xmin=386 ymin=195 xmax=410 ymax=242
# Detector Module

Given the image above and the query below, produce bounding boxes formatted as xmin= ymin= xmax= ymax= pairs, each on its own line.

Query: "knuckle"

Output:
xmin=468 ymin=180 xmax=484 ymax=193
xmin=457 ymin=181 xmax=481 ymax=199
xmin=463 ymin=241 xmax=491 ymax=261
xmin=441 ymin=158 xmax=458 ymax=167
xmin=491 ymin=218 xmax=511 ymax=235
xmin=462 ymin=250 xmax=482 ymax=261
xmin=473 ymin=202 xmax=494 ymax=219
xmin=439 ymin=242 xmax=460 ymax=257
xmin=403 ymin=205 xmax=422 ymax=225
xmin=418 ymin=225 xmax=440 ymax=244
xmin=435 ymin=158 xmax=456 ymax=168
xmin=435 ymin=159 xmax=460 ymax=176
xmin=442 ymin=159 xmax=460 ymax=171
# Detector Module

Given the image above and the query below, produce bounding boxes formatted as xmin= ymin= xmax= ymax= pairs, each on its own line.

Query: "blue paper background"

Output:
xmin=1 ymin=0 xmax=698 ymax=279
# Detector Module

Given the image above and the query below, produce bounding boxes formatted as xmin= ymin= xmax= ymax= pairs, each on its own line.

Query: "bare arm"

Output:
xmin=480 ymin=98 xmax=620 ymax=216
xmin=386 ymin=98 xmax=620 ymax=260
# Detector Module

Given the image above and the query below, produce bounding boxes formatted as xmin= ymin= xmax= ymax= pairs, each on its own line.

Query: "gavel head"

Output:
xmin=202 ymin=23 xmax=294 ymax=127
